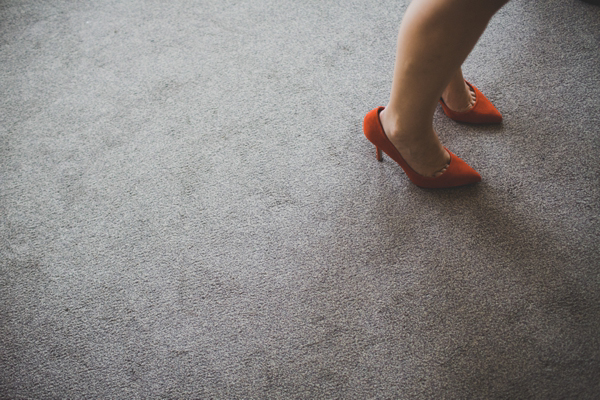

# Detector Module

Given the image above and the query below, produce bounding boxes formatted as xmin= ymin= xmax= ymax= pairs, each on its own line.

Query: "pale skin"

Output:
xmin=378 ymin=0 xmax=510 ymax=177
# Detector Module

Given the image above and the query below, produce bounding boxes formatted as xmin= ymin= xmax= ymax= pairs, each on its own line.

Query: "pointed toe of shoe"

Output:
xmin=440 ymin=81 xmax=502 ymax=124
xmin=486 ymin=107 xmax=503 ymax=124
xmin=471 ymin=87 xmax=503 ymax=123
xmin=442 ymin=151 xmax=482 ymax=187
xmin=414 ymin=149 xmax=481 ymax=189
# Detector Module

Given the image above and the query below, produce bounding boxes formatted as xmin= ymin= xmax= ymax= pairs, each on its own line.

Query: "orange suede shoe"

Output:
xmin=363 ymin=107 xmax=481 ymax=189
xmin=439 ymin=81 xmax=502 ymax=124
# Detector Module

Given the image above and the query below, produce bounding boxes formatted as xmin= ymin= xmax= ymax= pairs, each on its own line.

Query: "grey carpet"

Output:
xmin=1 ymin=0 xmax=599 ymax=398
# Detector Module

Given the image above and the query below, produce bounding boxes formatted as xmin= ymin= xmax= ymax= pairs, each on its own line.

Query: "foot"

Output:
xmin=441 ymin=79 xmax=476 ymax=112
xmin=378 ymin=108 xmax=450 ymax=178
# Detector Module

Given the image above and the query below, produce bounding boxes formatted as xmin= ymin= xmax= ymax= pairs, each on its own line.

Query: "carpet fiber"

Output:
xmin=1 ymin=0 xmax=599 ymax=398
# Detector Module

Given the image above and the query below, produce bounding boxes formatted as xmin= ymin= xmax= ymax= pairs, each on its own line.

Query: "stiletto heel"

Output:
xmin=376 ymin=146 xmax=383 ymax=161
xmin=363 ymin=107 xmax=481 ymax=189
xmin=439 ymin=80 xmax=502 ymax=124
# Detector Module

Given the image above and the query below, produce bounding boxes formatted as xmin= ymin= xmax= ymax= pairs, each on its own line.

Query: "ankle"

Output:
xmin=378 ymin=107 xmax=397 ymax=138
xmin=379 ymin=107 xmax=427 ymax=143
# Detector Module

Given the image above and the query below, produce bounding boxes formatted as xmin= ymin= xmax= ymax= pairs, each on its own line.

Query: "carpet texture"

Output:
xmin=1 ymin=0 xmax=599 ymax=398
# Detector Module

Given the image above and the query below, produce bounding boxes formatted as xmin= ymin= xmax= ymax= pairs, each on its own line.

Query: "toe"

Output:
xmin=432 ymin=163 xmax=450 ymax=178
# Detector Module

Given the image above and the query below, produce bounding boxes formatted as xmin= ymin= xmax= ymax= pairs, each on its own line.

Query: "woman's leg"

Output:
xmin=378 ymin=0 xmax=509 ymax=177
xmin=442 ymin=68 xmax=476 ymax=113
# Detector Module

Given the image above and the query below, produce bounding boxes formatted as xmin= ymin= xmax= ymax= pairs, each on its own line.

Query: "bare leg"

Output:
xmin=379 ymin=0 xmax=508 ymax=177
xmin=442 ymin=68 xmax=476 ymax=112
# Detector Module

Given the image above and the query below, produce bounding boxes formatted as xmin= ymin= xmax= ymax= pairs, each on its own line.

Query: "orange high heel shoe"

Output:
xmin=363 ymin=107 xmax=481 ymax=189
xmin=439 ymin=81 xmax=502 ymax=124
